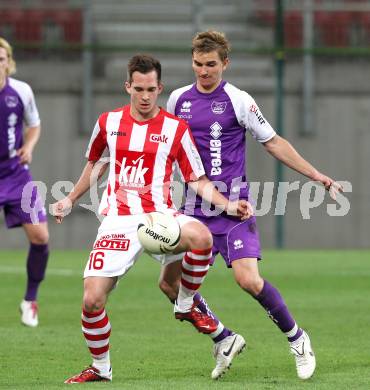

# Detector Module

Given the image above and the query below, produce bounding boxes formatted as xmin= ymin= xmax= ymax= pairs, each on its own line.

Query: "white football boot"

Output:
xmin=20 ymin=300 xmax=39 ymax=327
xmin=211 ymin=334 xmax=246 ymax=379
xmin=290 ymin=330 xmax=316 ymax=380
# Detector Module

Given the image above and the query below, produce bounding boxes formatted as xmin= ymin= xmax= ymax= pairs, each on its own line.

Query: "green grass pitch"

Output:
xmin=0 ymin=249 xmax=369 ymax=389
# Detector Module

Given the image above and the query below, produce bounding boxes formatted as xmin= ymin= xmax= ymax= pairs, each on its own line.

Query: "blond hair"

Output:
xmin=192 ymin=30 xmax=230 ymax=61
xmin=0 ymin=37 xmax=16 ymax=75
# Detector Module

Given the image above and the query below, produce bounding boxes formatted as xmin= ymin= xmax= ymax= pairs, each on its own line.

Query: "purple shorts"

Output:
xmin=0 ymin=167 xmax=47 ymax=228
xmin=195 ymin=215 xmax=262 ymax=268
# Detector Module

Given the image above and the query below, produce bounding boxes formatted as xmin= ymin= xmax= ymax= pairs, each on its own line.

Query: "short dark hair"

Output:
xmin=192 ymin=30 xmax=230 ymax=61
xmin=127 ymin=54 xmax=161 ymax=83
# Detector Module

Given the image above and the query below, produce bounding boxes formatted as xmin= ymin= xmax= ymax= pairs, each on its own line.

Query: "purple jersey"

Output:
xmin=0 ymin=77 xmax=45 ymax=228
xmin=0 ymin=77 xmax=40 ymax=178
xmin=167 ymin=81 xmax=276 ymax=232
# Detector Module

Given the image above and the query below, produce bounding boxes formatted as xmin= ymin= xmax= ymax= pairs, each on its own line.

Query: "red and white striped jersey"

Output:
xmin=86 ymin=105 xmax=205 ymax=216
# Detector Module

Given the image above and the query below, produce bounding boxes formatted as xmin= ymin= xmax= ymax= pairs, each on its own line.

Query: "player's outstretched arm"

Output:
xmin=263 ymin=135 xmax=343 ymax=199
xmin=188 ymin=175 xmax=253 ymax=220
xmin=51 ymin=160 xmax=108 ymax=223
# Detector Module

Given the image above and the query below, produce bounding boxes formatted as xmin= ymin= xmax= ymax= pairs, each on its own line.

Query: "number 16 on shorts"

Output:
xmin=88 ymin=251 xmax=105 ymax=270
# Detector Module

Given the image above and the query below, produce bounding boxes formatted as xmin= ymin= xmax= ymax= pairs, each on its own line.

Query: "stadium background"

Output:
xmin=0 ymin=0 xmax=369 ymax=249
xmin=1 ymin=1 xmax=370 ymax=389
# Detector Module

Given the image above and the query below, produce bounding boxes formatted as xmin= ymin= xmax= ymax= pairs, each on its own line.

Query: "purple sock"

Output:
xmin=254 ymin=280 xmax=303 ymax=342
xmin=193 ymin=292 xmax=233 ymax=343
xmin=24 ymin=243 xmax=49 ymax=301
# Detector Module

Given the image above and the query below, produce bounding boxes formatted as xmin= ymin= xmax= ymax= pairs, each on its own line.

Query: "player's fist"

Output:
xmin=50 ymin=197 xmax=73 ymax=224
xmin=312 ymin=172 xmax=343 ymax=200
xmin=328 ymin=181 xmax=343 ymax=201
xmin=227 ymin=199 xmax=254 ymax=220
xmin=16 ymin=145 xmax=33 ymax=164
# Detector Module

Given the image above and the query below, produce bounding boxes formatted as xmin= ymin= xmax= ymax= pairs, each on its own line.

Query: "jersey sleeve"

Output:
xmin=176 ymin=126 xmax=205 ymax=182
xmin=166 ymin=91 xmax=177 ymax=114
xmin=246 ymin=97 xmax=276 ymax=142
xmin=85 ymin=113 xmax=109 ymax=161
xmin=23 ymin=84 xmax=40 ymax=127
xmin=166 ymin=84 xmax=193 ymax=115
xmin=8 ymin=78 xmax=40 ymax=127
xmin=224 ymin=83 xmax=276 ymax=143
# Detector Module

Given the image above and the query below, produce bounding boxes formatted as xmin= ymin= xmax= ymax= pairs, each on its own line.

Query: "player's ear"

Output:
xmin=222 ymin=58 xmax=229 ymax=71
xmin=158 ymin=82 xmax=164 ymax=94
xmin=124 ymin=81 xmax=131 ymax=94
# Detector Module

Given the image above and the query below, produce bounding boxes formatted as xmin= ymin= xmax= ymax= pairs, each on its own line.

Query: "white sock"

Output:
xmin=93 ymin=351 xmax=111 ymax=377
xmin=176 ymin=291 xmax=194 ymax=312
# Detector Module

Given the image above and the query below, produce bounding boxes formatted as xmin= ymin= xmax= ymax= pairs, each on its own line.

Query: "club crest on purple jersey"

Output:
xmin=211 ymin=101 xmax=227 ymax=114
xmin=5 ymin=95 xmax=19 ymax=108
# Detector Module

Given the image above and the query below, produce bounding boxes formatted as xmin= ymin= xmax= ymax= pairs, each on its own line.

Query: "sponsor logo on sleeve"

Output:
xmin=250 ymin=104 xmax=266 ymax=125
xmin=188 ymin=140 xmax=203 ymax=171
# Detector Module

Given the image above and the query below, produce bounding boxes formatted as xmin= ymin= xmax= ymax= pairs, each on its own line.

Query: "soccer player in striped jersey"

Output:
xmin=0 ymin=37 xmax=49 ymax=327
xmin=161 ymin=30 xmax=342 ymax=380
xmin=52 ymin=54 xmax=252 ymax=383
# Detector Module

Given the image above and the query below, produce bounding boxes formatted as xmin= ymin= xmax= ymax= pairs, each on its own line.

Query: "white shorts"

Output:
xmin=83 ymin=211 xmax=199 ymax=278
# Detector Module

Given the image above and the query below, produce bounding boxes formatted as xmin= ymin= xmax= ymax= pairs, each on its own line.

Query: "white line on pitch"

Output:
xmin=0 ymin=265 xmax=76 ymax=276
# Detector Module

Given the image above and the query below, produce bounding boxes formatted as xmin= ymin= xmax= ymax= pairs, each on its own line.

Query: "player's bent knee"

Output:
xmin=190 ymin=226 xmax=213 ymax=249
xmin=30 ymin=235 xmax=49 ymax=245
xmin=83 ymin=293 xmax=105 ymax=313
xmin=29 ymin=228 xmax=49 ymax=245
xmin=236 ymin=275 xmax=264 ymax=296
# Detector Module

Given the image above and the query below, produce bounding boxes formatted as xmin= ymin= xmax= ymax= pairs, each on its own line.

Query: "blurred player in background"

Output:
xmin=0 ymin=37 xmax=49 ymax=328
xmin=162 ymin=30 xmax=342 ymax=380
xmin=52 ymin=54 xmax=252 ymax=383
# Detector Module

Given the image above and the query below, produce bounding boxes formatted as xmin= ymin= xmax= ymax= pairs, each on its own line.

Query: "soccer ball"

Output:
xmin=137 ymin=211 xmax=181 ymax=254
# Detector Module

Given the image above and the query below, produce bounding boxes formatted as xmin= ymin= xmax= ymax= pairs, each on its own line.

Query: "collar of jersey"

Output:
xmin=126 ymin=105 xmax=164 ymax=125
xmin=192 ymin=80 xmax=227 ymax=97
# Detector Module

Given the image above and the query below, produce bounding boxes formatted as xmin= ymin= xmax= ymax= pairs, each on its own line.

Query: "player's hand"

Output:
xmin=16 ymin=145 xmax=33 ymax=164
xmin=51 ymin=197 xmax=73 ymax=224
xmin=227 ymin=199 xmax=254 ymax=220
xmin=313 ymin=172 xmax=343 ymax=200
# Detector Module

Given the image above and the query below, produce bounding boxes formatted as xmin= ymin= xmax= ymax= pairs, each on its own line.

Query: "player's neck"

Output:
xmin=0 ymin=76 xmax=6 ymax=91
xmin=130 ymin=105 xmax=160 ymax=122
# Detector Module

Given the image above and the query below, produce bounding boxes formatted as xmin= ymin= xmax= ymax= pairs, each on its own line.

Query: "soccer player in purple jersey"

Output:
xmin=160 ymin=30 xmax=342 ymax=380
xmin=0 ymin=37 xmax=49 ymax=327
